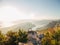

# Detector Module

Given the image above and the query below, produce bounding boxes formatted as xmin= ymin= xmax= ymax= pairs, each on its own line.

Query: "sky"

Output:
xmin=0 ymin=0 xmax=60 ymax=27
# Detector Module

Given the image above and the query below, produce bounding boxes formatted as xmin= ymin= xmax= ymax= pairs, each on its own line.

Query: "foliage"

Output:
xmin=5 ymin=30 xmax=18 ymax=45
xmin=41 ymin=30 xmax=60 ymax=45
xmin=0 ymin=31 xmax=5 ymax=45
xmin=0 ymin=29 xmax=60 ymax=45
xmin=0 ymin=29 xmax=28 ymax=45
xmin=18 ymin=29 xmax=28 ymax=43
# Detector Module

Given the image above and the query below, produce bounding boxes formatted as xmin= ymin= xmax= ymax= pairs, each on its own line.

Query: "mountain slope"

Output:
xmin=36 ymin=20 xmax=60 ymax=31
xmin=1 ymin=20 xmax=60 ymax=34
xmin=0 ymin=22 xmax=35 ymax=34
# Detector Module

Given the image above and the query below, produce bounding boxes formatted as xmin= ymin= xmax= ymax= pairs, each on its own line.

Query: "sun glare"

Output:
xmin=0 ymin=6 xmax=27 ymax=27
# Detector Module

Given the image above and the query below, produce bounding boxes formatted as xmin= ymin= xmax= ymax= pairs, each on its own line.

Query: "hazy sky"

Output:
xmin=0 ymin=0 xmax=60 ymax=27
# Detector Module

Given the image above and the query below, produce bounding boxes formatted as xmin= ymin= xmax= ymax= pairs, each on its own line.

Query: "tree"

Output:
xmin=18 ymin=29 xmax=28 ymax=45
xmin=52 ymin=30 xmax=60 ymax=45
xmin=41 ymin=32 xmax=52 ymax=45
xmin=5 ymin=30 xmax=18 ymax=45
xmin=0 ymin=31 xmax=5 ymax=45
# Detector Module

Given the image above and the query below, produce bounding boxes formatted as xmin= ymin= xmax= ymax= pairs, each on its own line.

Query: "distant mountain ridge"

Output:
xmin=0 ymin=20 xmax=60 ymax=34
xmin=35 ymin=20 xmax=60 ymax=31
